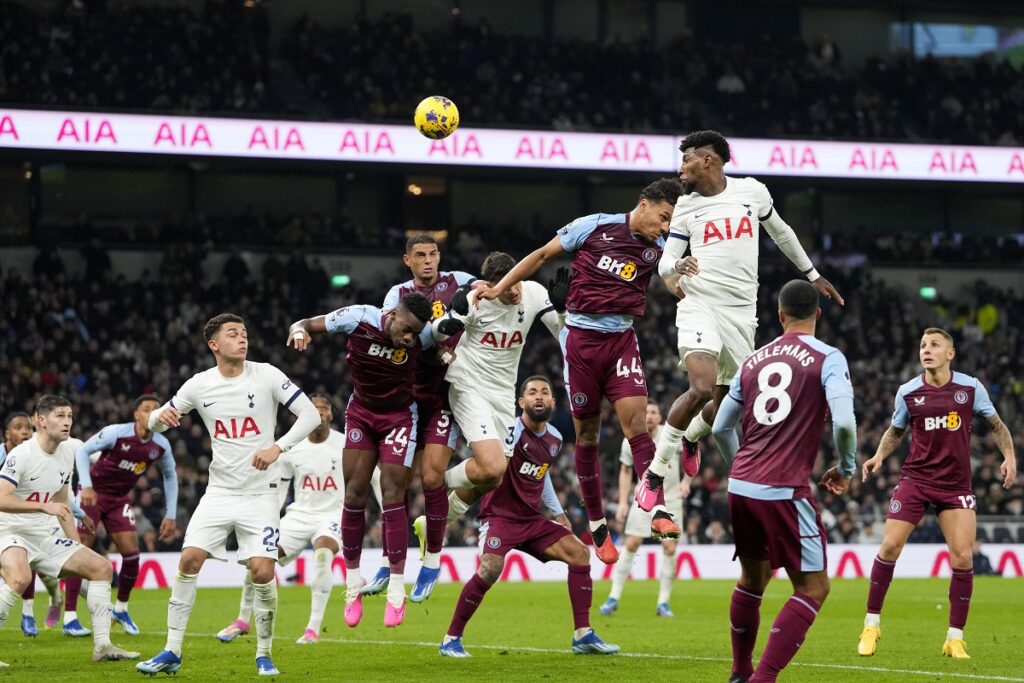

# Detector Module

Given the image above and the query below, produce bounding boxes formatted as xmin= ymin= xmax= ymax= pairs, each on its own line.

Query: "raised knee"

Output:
xmin=479 ymin=458 xmax=507 ymax=484
xmin=250 ymin=565 xmax=275 ymax=584
xmin=478 ymin=557 xmax=502 ymax=585
xmin=421 ymin=469 xmax=445 ymax=491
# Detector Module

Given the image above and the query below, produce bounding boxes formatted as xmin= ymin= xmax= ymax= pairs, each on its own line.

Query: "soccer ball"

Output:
xmin=414 ymin=96 xmax=460 ymax=139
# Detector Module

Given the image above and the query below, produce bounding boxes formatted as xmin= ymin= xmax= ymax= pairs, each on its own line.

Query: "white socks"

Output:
xmin=422 ymin=552 xmax=441 ymax=570
xmin=307 ymin=548 xmax=333 ymax=633
xmin=252 ymin=580 xmax=277 ymax=658
xmin=864 ymin=613 xmax=880 ymax=627
xmin=574 ymin=627 xmax=593 ymax=640
xmin=166 ymin=572 xmax=198 ymax=656
xmin=444 ymin=461 xmax=473 ymax=490
xmin=658 ymin=550 xmax=676 ymax=605
xmin=87 ymin=578 xmax=113 ymax=649
xmin=0 ymin=585 xmax=20 ymax=629
xmin=609 ymin=548 xmax=635 ymax=600
xmin=238 ymin=568 xmax=255 ymax=623
xmin=651 ymin=425 xmax=685 ymax=477
xmin=386 ymin=572 xmax=405 ymax=608
xmin=345 ymin=567 xmax=362 ymax=602
xmin=115 ymin=600 xmax=128 ymax=612
xmin=947 ymin=627 xmax=964 ymax=640
xmin=64 ymin=610 xmax=79 ymax=625
xmin=588 ymin=518 xmax=608 ymax=532
xmin=683 ymin=412 xmax=712 ymax=443
xmin=447 ymin=491 xmax=471 ymax=523
xmin=21 ymin=597 xmax=33 ymax=617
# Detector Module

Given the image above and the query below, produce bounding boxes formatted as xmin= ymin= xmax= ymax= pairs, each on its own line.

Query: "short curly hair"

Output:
xmin=679 ymin=130 xmax=731 ymax=163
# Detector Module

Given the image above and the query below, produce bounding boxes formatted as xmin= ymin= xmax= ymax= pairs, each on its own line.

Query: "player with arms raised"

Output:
xmin=651 ymin=130 xmax=842 ymax=503
xmin=476 ymin=179 xmax=684 ymax=564
xmin=217 ymin=393 xmax=353 ymax=645
xmin=857 ymin=328 xmax=1016 ymax=660
xmin=61 ymin=395 xmax=178 ymax=636
xmin=287 ymin=295 xmax=433 ymax=628
xmin=0 ymin=395 xmax=139 ymax=667
xmin=378 ymin=235 xmax=475 ymax=601
xmin=439 ymin=376 xmax=618 ymax=658
xmin=136 ymin=314 xmax=320 ymax=677
xmin=712 ymin=281 xmax=857 ymax=683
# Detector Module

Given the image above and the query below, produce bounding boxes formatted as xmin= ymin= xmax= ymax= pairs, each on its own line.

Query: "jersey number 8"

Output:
xmin=753 ymin=362 xmax=794 ymax=426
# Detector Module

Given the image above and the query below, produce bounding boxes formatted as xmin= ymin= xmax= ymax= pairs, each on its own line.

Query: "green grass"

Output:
xmin=3 ymin=578 xmax=1022 ymax=681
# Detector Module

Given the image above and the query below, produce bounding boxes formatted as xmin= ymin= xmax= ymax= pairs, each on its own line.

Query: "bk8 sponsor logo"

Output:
xmin=368 ymin=343 xmax=408 ymax=364
xmin=595 ymin=255 xmax=638 ymax=281
xmin=924 ymin=411 xmax=961 ymax=431
xmin=518 ymin=460 xmax=550 ymax=480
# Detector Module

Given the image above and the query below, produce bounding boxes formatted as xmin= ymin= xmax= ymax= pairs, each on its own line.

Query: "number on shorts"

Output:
xmin=437 ymin=411 xmax=451 ymax=429
xmin=504 ymin=424 xmax=515 ymax=450
xmin=54 ymin=538 xmax=74 ymax=548
xmin=261 ymin=526 xmax=280 ymax=551
xmin=615 ymin=356 xmax=643 ymax=378
xmin=329 ymin=522 xmax=340 ymax=535
xmin=384 ymin=426 xmax=409 ymax=449
xmin=752 ymin=362 xmax=794 ymax=426
xmin=957 ymin=495 xmax=977 ymax=510
xmin=122 ymin=503 xmax=136 ymax=523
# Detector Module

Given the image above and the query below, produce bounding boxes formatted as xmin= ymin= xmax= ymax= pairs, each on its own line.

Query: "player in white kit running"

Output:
xmin=645 ymin=130 xmax=844 ymax=504
xmin=216 ymin=393 xmax=366 ymax=646
xmin=0 ymin=395 xmax=138 ymax=667
xmin=430 ymin=252 xmax=564 ymax=584
xmin=137 ymin=313 xmax=320 ymax=677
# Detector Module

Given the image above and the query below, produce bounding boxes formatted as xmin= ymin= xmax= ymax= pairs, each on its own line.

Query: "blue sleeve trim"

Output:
xmin=284 ymin=388 xmax=303 ymax=409
xmin=669 ymin=233 xmax=690 ymax=241
xmin=0 ymin=474 xmax=17 ymax=487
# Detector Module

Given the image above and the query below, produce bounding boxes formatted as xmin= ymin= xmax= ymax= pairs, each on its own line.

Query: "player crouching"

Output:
xmin=439 ymin=376 xmax=618 ymax=658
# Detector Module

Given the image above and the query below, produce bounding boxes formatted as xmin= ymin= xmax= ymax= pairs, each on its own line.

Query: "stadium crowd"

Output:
xmin=2 ymin=238 xmax=1021 ymax=554
xmin=1 ymin=2 xmax=1022 ymax=144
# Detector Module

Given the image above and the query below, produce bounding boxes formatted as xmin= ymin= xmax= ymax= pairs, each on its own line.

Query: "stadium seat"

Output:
xmin=992 ymin=527 xmax=1013 ymax=544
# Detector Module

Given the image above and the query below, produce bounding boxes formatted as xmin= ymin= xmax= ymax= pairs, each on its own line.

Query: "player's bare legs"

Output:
xmin=443 ymin=438 xmax=507 ymax=529
xmin=417 ymin=443 xmax=456 ymax=560
xmin=59 ymin=546 xmax=139 ymax=661
xmin=937 ymin=508 xmax=976 ymax=658
xmin=651 ymin=352 xmax=720 ymax=482
xmin=341 ymin=447 xmax=377 ymax=626
xmin=859 ymin=518 xmax=914 ymax=655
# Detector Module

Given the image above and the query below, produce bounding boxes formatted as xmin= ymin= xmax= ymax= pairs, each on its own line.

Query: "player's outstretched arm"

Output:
xmin=985 ymin=414 xmax=1017 ymax=488
xmin=287 ymin=315 xmax=329 ymax=351
xmin=477 ymin=236 xmax=565 ymax=303
xmin=74 ymin=427 xmax=117 ymax=504
xmin=761 ymin=208 xmax=844 ymax=305
xmin=862 ymin=425 xmax=906 ymax=479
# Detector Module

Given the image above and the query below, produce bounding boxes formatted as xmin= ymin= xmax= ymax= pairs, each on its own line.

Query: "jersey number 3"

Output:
xmin=753 ymin=362 xmax=794 ymax=426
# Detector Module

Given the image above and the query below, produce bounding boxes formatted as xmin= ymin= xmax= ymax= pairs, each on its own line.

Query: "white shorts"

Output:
xmin=675 ymin=297 xmax=757 ymax=386
xmin=624 ymin=500 xmax=685 ymax=539
xmin=183 ymin=490 xmax=280 ymax=564
xmin=277 ymin=510 xmax=342 ymax=565
xmin=449 ymin=384 xmax=516 ymax=455
xmin=0 ymin=526 xmax=84 ymax=578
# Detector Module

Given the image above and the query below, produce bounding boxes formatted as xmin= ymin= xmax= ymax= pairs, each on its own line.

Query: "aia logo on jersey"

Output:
xmin=118 ymin=459 xmax=147 ymax=475
xmin=368 ymin=343 xmax=408 ymax=364
xmin=300 ymin=474 xmax=338 ymax=491
xmin=596 ymin=255 xmax=638 ymax=281
xmin=701 ymin=216 xmax=754 ymax=245
xmin=924 ymin=411 xmax=961 ymax=432
xmin=26 ymin=491 xmax=55 ymax=503
xmin=519 ymin=460 xmax=550 ymax=479
xmin=213 ymin=417 xmax=261 ymax=439
xmin=480 ymin=331 xmax=524 ymax=348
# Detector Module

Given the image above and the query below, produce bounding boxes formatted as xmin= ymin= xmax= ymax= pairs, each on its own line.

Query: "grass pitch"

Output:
xmin=2 ymin=578 xmax=1021 ymax=681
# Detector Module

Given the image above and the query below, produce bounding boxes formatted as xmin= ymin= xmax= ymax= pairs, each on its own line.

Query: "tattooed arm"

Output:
xmin=986 ymin=414 xmax=1017 ymax=489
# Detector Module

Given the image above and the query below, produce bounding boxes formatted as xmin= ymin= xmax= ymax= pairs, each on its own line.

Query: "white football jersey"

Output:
xmin=279 ymin=430 xmax=346 ymax=517
xmin=664 ymin=176 xmax=773 ymax=309
xmin=618 ymin=425 xmax=683 ymax=505
xmin=158 ymin=361 xmax=306 ymax=494
xmin=0 ymin=436 xmax=75 ymax=535
xmin=442 ymin=280 xmax=562 ymax=399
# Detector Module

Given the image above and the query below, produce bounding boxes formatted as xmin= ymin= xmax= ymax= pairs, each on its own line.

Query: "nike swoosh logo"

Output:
xmin=695 ymin=211 xmax=708 ymax=219
xmin=203 ymin=402 xmax=217 ymax=407
xmin=29 ymin=476 xmax=40 ymax=481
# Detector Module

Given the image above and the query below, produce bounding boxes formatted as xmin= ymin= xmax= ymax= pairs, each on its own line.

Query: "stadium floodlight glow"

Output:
xmin=331 ymin=274 xmax=351 ymax=288
xmin=919 ymin=286 xmax=938 ymax=300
